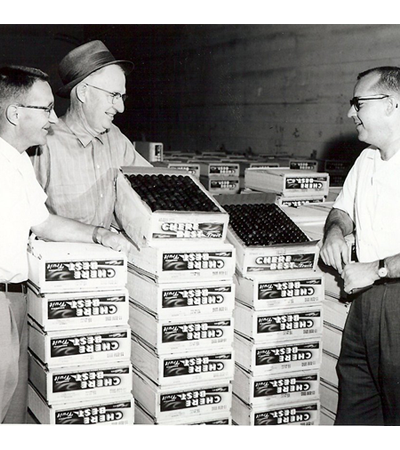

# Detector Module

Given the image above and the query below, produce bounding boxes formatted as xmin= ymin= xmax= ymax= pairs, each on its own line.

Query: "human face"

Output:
xmin=17 ymin=80 xmax=58 ymax=149
xmin=347 ymin=72 xmax=391 ymax=146
xmin=82 ymin=65 xmax=126 ymax=134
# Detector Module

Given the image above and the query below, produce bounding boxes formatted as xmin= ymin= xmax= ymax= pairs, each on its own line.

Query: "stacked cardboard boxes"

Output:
xmin=218 ymin=195 xmax=322 ymax=425
xmin=26 ymin=239 xmax=133 ymax=425
xmin=198 ymin=161 xmax=241 ymax=195
xmin=116 ymin=167 xmax=236 ymax=424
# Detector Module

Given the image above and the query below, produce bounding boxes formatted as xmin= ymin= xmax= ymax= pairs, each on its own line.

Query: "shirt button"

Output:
xmin=97 ymin=165 xmax=100 ymax=169
xmin=100 ymin=194 xmax=103 ymax=198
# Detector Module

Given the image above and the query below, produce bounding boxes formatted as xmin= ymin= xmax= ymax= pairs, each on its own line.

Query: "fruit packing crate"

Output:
xmin=115 ymin=166 xmax=229 ymax=248
xmin=244 ymin=167 xmax=330 ymax=198
xmin=218 ymin=194 xmax=320 ymax=277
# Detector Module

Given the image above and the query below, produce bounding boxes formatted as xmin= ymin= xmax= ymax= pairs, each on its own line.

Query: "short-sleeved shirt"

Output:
xmin=333 ymin=146 xmax=400 ymax=262
xmin=32 ymin=114 xmax=151 ymax=228
xmin=0 ymin=137 xmax=49 ymax=282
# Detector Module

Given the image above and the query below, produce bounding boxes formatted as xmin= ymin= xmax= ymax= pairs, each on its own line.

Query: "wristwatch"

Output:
xmin=378 ymin=259 xmax=388 ymax=278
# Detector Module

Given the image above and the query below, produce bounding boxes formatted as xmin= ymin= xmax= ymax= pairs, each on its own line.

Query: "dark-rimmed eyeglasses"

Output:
xmin=16 ymin=104 xmax=54 ymax=117
xmin=349 ymin=94 xmax=390 ymax=112
xmin=84 ymin=83 xmax=127 ymax=104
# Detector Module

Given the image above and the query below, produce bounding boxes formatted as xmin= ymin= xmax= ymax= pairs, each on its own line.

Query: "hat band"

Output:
xmin=61 ymin=51 xmax=117 ymax=85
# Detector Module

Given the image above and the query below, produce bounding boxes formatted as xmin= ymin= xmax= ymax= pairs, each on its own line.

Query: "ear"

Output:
xmin=75 ymin=83 xmax=87 ymax=103
xmin=387 ymin=96 xmax=399 ymax=114
xmin=6 ymin=105 xmax=19 ymax=125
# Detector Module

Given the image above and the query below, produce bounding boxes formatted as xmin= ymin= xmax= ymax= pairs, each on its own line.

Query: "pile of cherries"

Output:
xmin=126 ymin=173 xmax=220 ymax=212
xmin=223 ymin=203 xmax=309 ymax=246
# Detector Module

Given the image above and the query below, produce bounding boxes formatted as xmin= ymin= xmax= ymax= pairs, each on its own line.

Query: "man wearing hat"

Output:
xmin=32 ymin=40 xmax=151 ymax=235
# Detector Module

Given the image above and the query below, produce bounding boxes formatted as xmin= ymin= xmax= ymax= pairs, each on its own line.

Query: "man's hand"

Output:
xmin=100 ymin=230 xmax=134 ymax=256
xmin=320 ymin=227 xmax=349 ymax=274
xmin=341 ymin=261 xmax=378 ymax=294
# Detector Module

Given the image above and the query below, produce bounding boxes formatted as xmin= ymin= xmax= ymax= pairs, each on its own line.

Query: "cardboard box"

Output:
xmin=129 ymin=300 xmax=234 ymax=355
xmin=131 ymin=333 xmax=234 ymax=386
xmin=28 ymin=384 xmax=134 ymax=425
xmin=234 ymin=301 xmax=323 ymax=344
xmin=320 ymin=406 xmax=335 ymax=425
xmin=320 ymin=379 xmax=338 ymax=416
xmin=232 ymin=394 xmax=320 ymax=425
xmin=244 ymin=168 xmax=329 ymax=198
xmin=127 ymin=241 xmax=236 ymax=283
xmin=199 ymin=162 xmax=240 ymax=177
xmin=289 ymin=160 xmax=318 ymax=171
xmin=276 ymin=196 xmax=326 ymax=208
xmin=227 ymin=226 xmax=319 ymax=277
xmin=320 ymin=350 xmax=338 ymax=388
xmin=322 ymin=295 xmax=350 ymax=331
xmin=132 ymin=368 xmax=232 ymax=422
xmin=233 ymin=364 xmax=319 ymax=408
xmin=27 ymin=239 xmax=127 ymax=294
xmin=322 ymin=322 xmax=343 ymax=359
xmin=27 ymin=285 xmax=129 ymax=331
xmin=127 ymin=268 xmax=235 ymax=318
xmin=234 ymin=270 xmax=324 ymax=310
xmin=167 ymin=162 xmax=200 ymax=178
xmin=134 ymin=401 xmax=232 ymax=424
xmin=115 ymin=167 xmax=229 ymax=247
xmin=28 ymin=321 xmax=131 ymax=368
xmin=234 ymin=333 xmax=322 ymax=376
xmin=28 ymin=352 xmax=132 ymax=404
xmin=200 ymin=176 xmax=241 ymax=194
xmin=218 ymin=197 xmax=320 ymax=276
xmin=134 ymin=141 xmax=163 ymax=162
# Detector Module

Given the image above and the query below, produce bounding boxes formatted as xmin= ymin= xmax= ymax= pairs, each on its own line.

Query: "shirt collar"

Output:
xmin=63 ymin=113 xmax=105 ymax=147
xmin=0 ymin=136 xmax=25 ymax=167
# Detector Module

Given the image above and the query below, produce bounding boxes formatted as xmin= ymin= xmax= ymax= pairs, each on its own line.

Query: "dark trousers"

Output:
xmin=335 ymin=282 xmax=400 ymax=425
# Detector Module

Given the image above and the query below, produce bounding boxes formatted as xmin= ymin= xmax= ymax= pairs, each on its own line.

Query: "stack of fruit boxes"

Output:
xmin=220 ymin=197 xmax=323 ymax=426
xmin=25 ymin=239 xmax=133 ymax=425
xmin=116 ymin=167 xmax=237 ymax=424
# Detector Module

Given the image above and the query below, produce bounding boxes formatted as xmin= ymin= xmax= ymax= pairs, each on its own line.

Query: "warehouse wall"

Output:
xmin=3 ymin=24 xmax=400 ymax=162
xmin=112 ymin=24 xmax=400 ymax=162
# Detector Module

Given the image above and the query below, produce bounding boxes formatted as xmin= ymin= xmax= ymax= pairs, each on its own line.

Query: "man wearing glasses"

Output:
xmin=0 ymin=65 xmax=132 ymax=423
xmin=320 ymin=66 xmax=400 ymax=425
xmin=31 ymin=40 xmax=151 ymax=235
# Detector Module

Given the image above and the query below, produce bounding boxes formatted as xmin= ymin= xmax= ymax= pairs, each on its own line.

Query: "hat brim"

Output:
xmin=56 ymin=59 xmax=134 ymax=98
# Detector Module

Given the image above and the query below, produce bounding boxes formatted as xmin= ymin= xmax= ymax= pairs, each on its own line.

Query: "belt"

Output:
xmin=0 ymin=282 xmax=27 ymax=293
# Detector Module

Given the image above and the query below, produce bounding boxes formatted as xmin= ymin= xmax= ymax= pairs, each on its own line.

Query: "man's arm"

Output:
xmin=320 ymin=207 xmax=354 ymax=274
xmin=31 ymin=214 xmax=133 ymax=254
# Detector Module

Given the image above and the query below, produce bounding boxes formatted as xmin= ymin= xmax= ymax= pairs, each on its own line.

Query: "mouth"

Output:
xmin=105 ymin=112 xmax=115 ymax=120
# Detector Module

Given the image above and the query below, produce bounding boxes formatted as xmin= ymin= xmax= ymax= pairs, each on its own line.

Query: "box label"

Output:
xmin=52 ymin=367 xmax=130 ymax=393
xmin=162 ymin=285 xmax=232 ymax=308
xmin=289 ymin=161 xmax=318 ymax=171
xmin=45 ymin=260 xmax=124 ymax=282
xmin=254 ymin=374 xmax=318 ymax=398
xmin=153 ymin=222 xmax=224 ymax=239
xmin=254 ymin=403 xmax=319 ymax=425
xmin=50 ymin=331 xmax=128 ymax=358
xmin=48 ymin=294 xmax=126 ymax=320
xmin=55 ymin=400 xmax=132 ymax=425
xmin=249 ymin=254 xmax=315 ymax=271
xmin=161 ymin=386 xmax=229 ymax=412
xmin=255 ymin=342 xmax=320 ymax=367
xmin=258 ymin=278 xmax=322 ymax=301
xmin=285 ymin=177 xmax=327 ymax=191
xmin=162 ymin=320 xmax=231 ymax=343
xmin=257 ymin=311 xmax=321 ymax=334
xmin=163 ymin=353 xmax=232 ymax=378
xmin=209 ymin=165 xmax=238 ymax=175
xmin=210 ymin=180 xmax=239 ymax=190
xmin=162 ymin=252 xmax=232 ymax=271
xmin=280 ymin=198 xmax=324 ymax=207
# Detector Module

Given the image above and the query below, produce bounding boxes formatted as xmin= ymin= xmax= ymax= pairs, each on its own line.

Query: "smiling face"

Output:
xmin=81 ymin=65 xmax=126 ymax=134
xmin=347 ymin=72 xmax=391 ymax=147
xmin=17 ymin=79 xmax=58 ymax=149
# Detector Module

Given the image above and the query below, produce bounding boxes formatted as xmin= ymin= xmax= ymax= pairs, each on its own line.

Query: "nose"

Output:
xmin=114 ymin=97 xmax=125 ymax=114
xmin=347 ymin=105 xmax=356 ymax=118
xmin=49 ymin=108 xmax=58 ymax=124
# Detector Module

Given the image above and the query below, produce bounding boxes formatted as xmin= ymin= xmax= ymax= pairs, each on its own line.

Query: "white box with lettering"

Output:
xmin=28 ymin=321 xmax=131 ymax=368
xmin=27 ymin=239 xmax=127 ymax=293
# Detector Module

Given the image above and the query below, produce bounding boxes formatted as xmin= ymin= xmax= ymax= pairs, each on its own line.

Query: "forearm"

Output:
xmin=323 ymin=208 xmax=354 ymax=241
xmin=383 ymin=254 xmax=400 ymax=279
xmin=32 ymin=214 xmax=97 ymax=243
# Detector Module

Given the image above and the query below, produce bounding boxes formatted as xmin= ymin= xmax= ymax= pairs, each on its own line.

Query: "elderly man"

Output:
xmin=32 ymin=40 xmax=151 ymax=231
xmin=320 ymin=66 xmax=400 ymax=425
xmin=0 ymin=65 xmax=131 ymax=423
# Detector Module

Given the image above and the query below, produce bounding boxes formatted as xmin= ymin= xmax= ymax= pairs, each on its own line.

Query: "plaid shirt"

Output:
xmin=32 ymin=114 xmax=151 ymax=229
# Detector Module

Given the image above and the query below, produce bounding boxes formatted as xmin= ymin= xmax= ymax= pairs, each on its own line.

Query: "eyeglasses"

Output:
xmin=349 ymin=94 xmax=390 ymax=112
xmin=16 ymin=104 xmax=54 ymax=117
xmin=84 ymin=83 xmax=127 ymax=104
